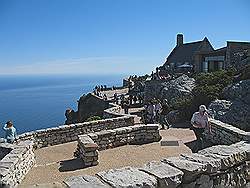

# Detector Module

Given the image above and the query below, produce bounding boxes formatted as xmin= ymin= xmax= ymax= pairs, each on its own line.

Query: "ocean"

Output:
xmin=0 ymin=74 xmax=124 ymax=137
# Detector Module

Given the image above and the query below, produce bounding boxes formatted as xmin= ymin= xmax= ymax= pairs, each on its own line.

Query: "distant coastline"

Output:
xmin=0 ymin=74 xmax=124 ymax=137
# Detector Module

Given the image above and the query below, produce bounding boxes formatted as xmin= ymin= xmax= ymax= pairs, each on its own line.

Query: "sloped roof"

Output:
xmin=165 ymin=37 xmax=213 ymax=66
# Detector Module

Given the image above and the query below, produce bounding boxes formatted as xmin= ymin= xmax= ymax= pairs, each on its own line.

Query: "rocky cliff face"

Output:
xmin=144 ymin=75 xmax=195 ymax=107
xmin=208 ymin=79 xmax=250 ymax=131
xmin=65 ymin=93 xmax=109 ymax=124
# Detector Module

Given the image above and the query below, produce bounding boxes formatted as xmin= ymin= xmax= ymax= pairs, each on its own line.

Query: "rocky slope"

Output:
xmin=208 ymin=79 xmax=250 ymax=131
xmin=144 ymin=75 xmax=195 ymax=107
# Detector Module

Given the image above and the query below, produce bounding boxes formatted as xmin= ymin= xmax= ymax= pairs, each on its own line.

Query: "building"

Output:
xmin=163 ymin=34 xmax=250 ymax=73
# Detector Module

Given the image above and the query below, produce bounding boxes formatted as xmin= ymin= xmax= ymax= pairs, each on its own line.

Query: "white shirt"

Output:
xmin=191 ymin=112 xmax=209 ymax=128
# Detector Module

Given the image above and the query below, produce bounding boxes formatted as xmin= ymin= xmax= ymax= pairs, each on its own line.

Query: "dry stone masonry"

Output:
xmin=205 ymin=119 xmax=250 ymax=145
xmin=65 ymin=141 xmax=250 ymax=188
xmin=16 ymin=115 xmax=134 ymax=148
xmin=88 ymin=124 xmax=161 ymax=150
xmin=74 ymin=135 xmax=99 ymax=167
xmin=0 ymin=141 xmax=35 ymax=187
xmin=74 ymin=124 xmax=161 ymax=167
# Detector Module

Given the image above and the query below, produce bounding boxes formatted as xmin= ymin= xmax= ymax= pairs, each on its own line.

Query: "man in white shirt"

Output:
xmin=191 ymin=105 xmax=211 ymax=152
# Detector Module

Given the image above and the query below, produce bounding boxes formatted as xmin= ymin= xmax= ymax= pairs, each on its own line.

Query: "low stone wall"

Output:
xmin=17 ymin=115 xmax=134 ymax=149
xmin=74 ymin=124 xmax=161 ymax=167
xmin=65 ymin=141 xmax=250 ymax=188
xmin=206 ymin=119 xmax=250 ymax=145
xmin=87 ymin=124 xmax=161 ymax=151
xmin=0 ymin=141 xmax=35 ymax=187
xmin=0 ymin=146 xmax=11 ymax=160
xmin=103 ymin=103 xmax=123 ymax=118
xmin=74 ymin=135 xmax=99 ymax=167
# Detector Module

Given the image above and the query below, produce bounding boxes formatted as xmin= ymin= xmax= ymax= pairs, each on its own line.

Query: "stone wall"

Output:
xmin=0 ymin=146 xmax=11 ymax=160
xmin=87 ymin=124 xmax=161 ymax=150
xmin=74 ymin=124 xmax=161 ymax=167
xmin=103 ymin=103 xmax=123 ymax=118
xmin=64 ymin=141 xmax=250 ymax=188
xmin=205 ymin=119 xmax=250 ymax=145
xmin=0 ymin=141 xmax=35 ymax=187
xmin=16 ymin=115 xmax=135 ymax=149
xmin=74 ymin=135 xmax=99 ymax=167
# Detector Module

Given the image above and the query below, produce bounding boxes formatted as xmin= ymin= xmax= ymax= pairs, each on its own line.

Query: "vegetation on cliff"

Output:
xmin=174 ymin=69 xmax=236 ymax=120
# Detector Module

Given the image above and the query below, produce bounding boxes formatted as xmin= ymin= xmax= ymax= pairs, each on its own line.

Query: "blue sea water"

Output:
xmin=0 ymin=74 xmax=124 ymax=137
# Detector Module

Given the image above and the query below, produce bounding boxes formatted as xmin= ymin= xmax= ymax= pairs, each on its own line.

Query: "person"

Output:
xmin=191 ymin=105 xmax=211 ymax=152
xmin=3 ymin=121 xmax=17 ymax=144
xmin=129 ymin=95 xmax=133 ymax=105
xmin=146 ymin=101 xmax=156 ymax=123
xmin=113 ymin=93 xmax=118 ymax=104
xmin=103 ymin=94 xmax=108 ymax=101
xmin=123 ymin=99 xmax=129 ymax=114
xmin=155 ymin=67 xmax=160 ymax=80
xmin=160 ymin=99 xmax=171 ymax=129
xmin=133 ymin=95 xmax=137 ymax=105
xmin=155 ymin=100 xmax=162 ymax=123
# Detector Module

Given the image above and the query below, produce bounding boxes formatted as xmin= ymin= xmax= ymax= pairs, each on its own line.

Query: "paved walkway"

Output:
xmin=100 ymin=88 xmax=129 ymax=100
xmin=19 ymin=128 xmax=195 ymax=186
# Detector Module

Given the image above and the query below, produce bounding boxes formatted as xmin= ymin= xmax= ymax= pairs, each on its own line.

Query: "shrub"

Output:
xmin=176 ymin=70 xmax=235 ymax=120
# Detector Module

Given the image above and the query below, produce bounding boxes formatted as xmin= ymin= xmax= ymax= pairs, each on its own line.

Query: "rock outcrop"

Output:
xmin=144 ymin=75 xmax=195 ymax=107
xmin=208 ymin=79 xmax=250 ymax=131
xmin=65 ymin=93 xmax=109 ymax=124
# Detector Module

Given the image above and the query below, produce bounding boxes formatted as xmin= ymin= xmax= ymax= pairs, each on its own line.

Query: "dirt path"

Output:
xmin=20 ymin=128 xmax=195 ymax=186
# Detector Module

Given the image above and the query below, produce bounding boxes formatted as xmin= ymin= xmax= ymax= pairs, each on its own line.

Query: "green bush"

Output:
xmin=86 ymin=115 xmax=102 ymax=122
xmin=177 ymin=70 xmax=235 ymax=120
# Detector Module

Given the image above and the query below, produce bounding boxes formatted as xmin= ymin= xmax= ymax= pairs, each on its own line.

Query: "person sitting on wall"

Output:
xmin=191 ymin=105 xmax=211 ymax=152
xmin=2 ymin=120 xmax=17 ymax=144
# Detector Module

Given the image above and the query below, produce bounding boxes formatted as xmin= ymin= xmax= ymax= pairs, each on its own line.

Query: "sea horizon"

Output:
xmin=0 ymin=74 xmax=126 ymax=137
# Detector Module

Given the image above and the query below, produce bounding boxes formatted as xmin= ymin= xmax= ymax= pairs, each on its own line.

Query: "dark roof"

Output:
xmin=164 ymin=38 xmax=213 ymax=66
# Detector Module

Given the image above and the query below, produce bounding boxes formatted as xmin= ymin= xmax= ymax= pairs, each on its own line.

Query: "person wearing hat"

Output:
xmin=191 ymin=105 xmax=211 ymax=152
xmin=2 ymin=120 xmax=17 ymax=144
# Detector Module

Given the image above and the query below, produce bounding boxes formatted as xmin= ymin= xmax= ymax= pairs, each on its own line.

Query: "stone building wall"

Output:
xmin=0 ymin=141 xmax=35 ymax=187
xmin=225 ymin=41 xmax=250 ymax=69
xmin=65 ymin=141 xmax=250 ymax=188
xmin=205 ymin=119 xmax=250 ymax=145
xmin=16 ymin=115 xmax=135 ymax=148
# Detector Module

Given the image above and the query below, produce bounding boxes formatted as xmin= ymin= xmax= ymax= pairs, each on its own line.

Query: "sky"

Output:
xmin=0 ymin=0 xmax=249 ymax=75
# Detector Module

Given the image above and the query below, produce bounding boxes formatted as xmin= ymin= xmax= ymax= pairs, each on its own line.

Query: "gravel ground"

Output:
xmin=19 ymin=128 xmax=195 ymax=186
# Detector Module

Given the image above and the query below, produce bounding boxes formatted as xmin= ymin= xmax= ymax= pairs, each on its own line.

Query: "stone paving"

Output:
xmin=19 ymin=128 xmax=194 ymax=186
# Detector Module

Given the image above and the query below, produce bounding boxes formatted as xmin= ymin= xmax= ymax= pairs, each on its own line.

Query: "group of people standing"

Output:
xmin=143 ymin=99 xmax=171 ymax=129
xmin=1 ymin=120 xmax=17 ymax=144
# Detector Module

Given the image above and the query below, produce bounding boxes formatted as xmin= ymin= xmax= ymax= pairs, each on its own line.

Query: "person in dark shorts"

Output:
xmin=191 ymin=105 xmax=211 ymax=152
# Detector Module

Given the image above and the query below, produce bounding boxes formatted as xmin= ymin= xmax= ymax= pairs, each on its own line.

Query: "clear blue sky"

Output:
xmin=0 ymin=0 xmax=249 ymax=75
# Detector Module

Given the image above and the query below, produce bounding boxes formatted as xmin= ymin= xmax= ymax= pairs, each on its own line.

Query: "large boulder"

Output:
xmin=144 ymin=75 xmax=195 ymax=107
xmin=223 ymin=79 xmax=250 ymax=104
xmin=65 ymin=93 xmax=109 ymax=124
xmin=208 ymin=79 xmax=250 ymax=131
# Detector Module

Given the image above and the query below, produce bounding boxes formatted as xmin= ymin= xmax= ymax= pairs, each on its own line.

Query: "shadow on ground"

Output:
xmin=171 ymin=121 xmax=191 ymax=128
xmin=185 ymin=139 xmax=215 ymax=153
xmin=59 ymin=158 xmax=87 ymax=172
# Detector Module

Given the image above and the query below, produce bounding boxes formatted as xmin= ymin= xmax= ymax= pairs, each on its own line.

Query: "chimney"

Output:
xmin=177 ymin=34 xmax=183 ymax=46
